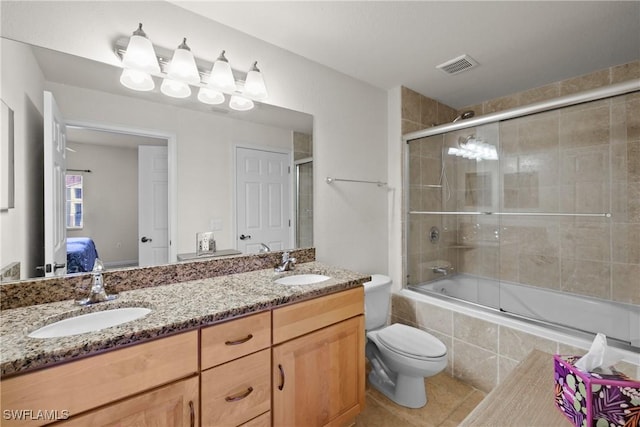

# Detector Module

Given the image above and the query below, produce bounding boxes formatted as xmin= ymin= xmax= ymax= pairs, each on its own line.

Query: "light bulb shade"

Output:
xmin=197 ymin=87 xmax=225 ymax=105
xmin=166 ymin=39 xmax=201 ymax=85
xmin=121 ymin=24 xmax=160 ymax=74
xmin=244 ymin=62 xmax=268 ymax=100
xmin=161 ymin=78 xmax=191 ymax=98
xmin=208 ymin=51 xmax=236 ymax=93
xmin=229 ymin=95 xmax=254 ymax=111
xmin=120 ymin=69 xmax=155 ymax=91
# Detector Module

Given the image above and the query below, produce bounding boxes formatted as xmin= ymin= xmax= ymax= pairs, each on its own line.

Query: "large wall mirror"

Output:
xmin=0 ymin=37 xmax=314 ymax=283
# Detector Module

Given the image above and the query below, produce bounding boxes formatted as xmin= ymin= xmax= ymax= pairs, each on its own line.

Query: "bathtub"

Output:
xmin=409 ymin=274 xmax=640 ymax=350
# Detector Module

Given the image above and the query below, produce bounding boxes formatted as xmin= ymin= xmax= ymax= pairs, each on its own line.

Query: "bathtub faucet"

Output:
xmin=432 ymin=266 xmax=452 ymax=276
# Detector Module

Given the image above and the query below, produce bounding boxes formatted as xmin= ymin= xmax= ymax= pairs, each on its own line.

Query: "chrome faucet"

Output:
xmin=77 ymin=259 xmax=117 ymax=305
xmin=275 ymin=251 xmax=296 ymax=272
xmin=432 ymin=266 xmax=452 ymax=276
xmin=259 ymin=243 xmax=271 ymax=253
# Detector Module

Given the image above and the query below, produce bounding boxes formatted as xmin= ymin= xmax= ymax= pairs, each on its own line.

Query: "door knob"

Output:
xmin=141 ymin=236 xmax=152 ymax=243
xmin=239 ymin=234 xmax=252 ymax=240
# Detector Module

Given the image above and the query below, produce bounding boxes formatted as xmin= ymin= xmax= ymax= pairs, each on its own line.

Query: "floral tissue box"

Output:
xmin=554 ymin=354 xmax=640 ymax=427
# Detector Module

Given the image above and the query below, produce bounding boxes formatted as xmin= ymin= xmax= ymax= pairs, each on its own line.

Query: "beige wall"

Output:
xmin=398 ymin=60 xmax=640 ymax=391
xmin=66 ymin=142 xmax=138 ymax=266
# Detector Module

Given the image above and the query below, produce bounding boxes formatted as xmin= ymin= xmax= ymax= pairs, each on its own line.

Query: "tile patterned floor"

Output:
xmin=354 ymin=372 xmax=486 ymax=427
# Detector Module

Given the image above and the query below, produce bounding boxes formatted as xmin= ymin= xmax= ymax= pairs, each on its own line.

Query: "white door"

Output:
xmin=43 ymin=91 xmax=67 ymax=277
xmin=236 ymin=147 xmax=291 ymax=253
xmin=138 ymin=145 xmax=168 ymax=266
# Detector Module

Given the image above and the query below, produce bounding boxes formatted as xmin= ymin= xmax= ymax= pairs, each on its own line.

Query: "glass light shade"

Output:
xmin=161 ymin=78 xmax=191 ymax=98
xmin=208 ymin=51 xmax=236 ymax=93
xmin=244 ymin=62 xmax=268 ymax=100
xmin=229 ymin=95 xmax=254 ymax=111
xmin=120 ymin=69 xmax=155 ymax=91
xmin=197 ymin=87 xmax=225 ymax=105
xmin=166 ymin=39 xmax=201 ymax=85
xmin=121 ymin=24 xmax=160 ymax=74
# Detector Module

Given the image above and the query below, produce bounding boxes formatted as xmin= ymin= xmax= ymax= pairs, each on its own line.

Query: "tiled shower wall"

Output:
xmin=399 ymin=60 xmax=640 ymax=392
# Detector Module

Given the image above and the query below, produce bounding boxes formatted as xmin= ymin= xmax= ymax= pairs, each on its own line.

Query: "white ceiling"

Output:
xmin=171 ymin=1 xmax=640 ymax=109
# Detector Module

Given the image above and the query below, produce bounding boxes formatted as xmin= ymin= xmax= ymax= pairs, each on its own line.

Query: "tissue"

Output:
xmin=573 ymin=333 xmax=623 ymax=374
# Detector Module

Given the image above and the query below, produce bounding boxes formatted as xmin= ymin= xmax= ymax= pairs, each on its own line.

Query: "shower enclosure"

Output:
xmin=404 ymin=80 xmax=640 ymax=351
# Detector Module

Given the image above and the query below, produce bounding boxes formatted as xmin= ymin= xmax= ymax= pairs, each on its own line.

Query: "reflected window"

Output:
xmin=65 ymin=174 xmax=83 ymax=229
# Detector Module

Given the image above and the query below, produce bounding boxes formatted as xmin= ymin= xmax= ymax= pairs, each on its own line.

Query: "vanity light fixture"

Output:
xmin=115 ymin=24 xmax=268 ymax=111
xmin=229 ymin=95 xmax=254 ymax=111
xmin=161 ymin=78 xmax=192 ymax=98
xmin=244 ymin=62 xmax=268 ymax=100
xmin=119 ymin=23 xmax=160 ymax=91
xmin=208 ymin=50 xmax=237 ymax=93
xmin=197 ymin=87 xmax=225 ymax=105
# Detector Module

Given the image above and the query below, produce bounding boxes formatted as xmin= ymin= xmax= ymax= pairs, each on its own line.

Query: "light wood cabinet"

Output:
xmin=1 ymin=331 xmax=198 ymax=427
xmin=272 ymin=288 xmax=365 ymax=427
xmin=57 ymin=376 xmax=199 ymax=427
xmin=1 ymin=287 xmax=365 ymax=427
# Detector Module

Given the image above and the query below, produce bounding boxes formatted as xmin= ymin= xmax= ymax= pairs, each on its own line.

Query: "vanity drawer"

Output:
xmin=1 ymin=331 xmax=198 ymax=427
xmin=272 ymin=287 xmax=364 ymax=344
xmin=201 ymin=348 xmax=271 ymax=427
xmin=201 ymin=311 xmax=271 ymax=369
xmin=240 ymin=411 xmax=271 ymax=426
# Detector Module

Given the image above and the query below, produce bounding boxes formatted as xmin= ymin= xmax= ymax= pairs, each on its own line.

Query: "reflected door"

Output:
xmin=138 ymin=145 xmax=168 ymax=266
xmin=236 ymin=147 xmax=291 ymax=253
xmin=43 ymin=91 xmax=67 ymax=277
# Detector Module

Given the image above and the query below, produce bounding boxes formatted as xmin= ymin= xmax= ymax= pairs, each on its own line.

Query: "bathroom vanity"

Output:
xmin=0 ymin=256 xmax=368 ymax=427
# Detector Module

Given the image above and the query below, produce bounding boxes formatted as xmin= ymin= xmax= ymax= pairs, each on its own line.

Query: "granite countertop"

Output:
xmin=0 ymin=261 xmax=370 ymax=377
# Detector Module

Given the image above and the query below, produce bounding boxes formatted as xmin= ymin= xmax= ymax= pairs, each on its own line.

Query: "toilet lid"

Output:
xmin=377 ymin=324 xmax=447 ymax=359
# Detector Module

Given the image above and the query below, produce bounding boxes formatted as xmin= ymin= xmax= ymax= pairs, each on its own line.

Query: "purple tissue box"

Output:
xmin=554 ymin=354 xmax=640 ymax=427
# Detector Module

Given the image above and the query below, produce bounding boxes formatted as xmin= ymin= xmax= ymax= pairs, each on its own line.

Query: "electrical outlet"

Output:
xmin=196 ymin=232 xmax=215 ymax=255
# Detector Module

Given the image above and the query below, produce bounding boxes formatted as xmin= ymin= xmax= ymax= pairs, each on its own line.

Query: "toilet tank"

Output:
xmin=364 ymin=274 xmax=392 ymax=331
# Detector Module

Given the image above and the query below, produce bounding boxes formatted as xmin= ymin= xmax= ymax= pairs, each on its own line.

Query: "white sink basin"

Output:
xmin=275 ymin=274 xmax=331 ymax=286
xmin=29 ymin=307 xmax=152 ymax=339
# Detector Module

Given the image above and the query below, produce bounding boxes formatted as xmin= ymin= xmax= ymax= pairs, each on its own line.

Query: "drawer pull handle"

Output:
xmin=189 ymin=401 xmax=195 ymax=427
xmin=278 ymin=364 xmax=285 ymax=391
xmin=225 ymin=334 xmax=254 ymax=346
xmin=225 ymin=386 xmax=254 ymax=402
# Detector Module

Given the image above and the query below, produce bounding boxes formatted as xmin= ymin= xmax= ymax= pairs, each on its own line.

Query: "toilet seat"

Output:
xmin=377 ymin=324 xmax=447 ymax=360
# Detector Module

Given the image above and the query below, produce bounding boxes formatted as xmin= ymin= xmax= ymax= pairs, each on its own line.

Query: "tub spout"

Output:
xmin=432 ymin=266 xmax=452 ymax=276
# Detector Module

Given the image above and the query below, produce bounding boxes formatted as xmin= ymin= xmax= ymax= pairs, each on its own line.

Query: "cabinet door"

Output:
xmin=59 ymin=376 xmax=199 ymax=427
xmin=272 ymin=315 xmax=365 ymax=427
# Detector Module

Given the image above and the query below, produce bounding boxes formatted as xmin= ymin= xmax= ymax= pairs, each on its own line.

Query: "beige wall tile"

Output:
xmin=421 ymin=95 xmax=438 ymax=127
xmin=628 ymin=141 xmax=640 ymax=182
xmin=560 ymin=145 xmax=610 ymax=184
xmin=452 ymin=340 xmax=497 ymax=393
xmin=453 ymin=313 xmax=498 ymax=352
xmin=612 ymin=223 xmax=640 ymax=264
xmin=402 ymin=119 xmax=422 ymax=135
xmin=483 ymin=95 xmax=518 ymax=114
xmin=414 ymin=299 xmax=454 ymax=335
xmin=561 ymin=259 xmax=611 ymax=299
xmin=518 ymin=113 xmax=559 ymax=153
xmin=560 ymin=222 xmax=611 ymax=262
xmin=519 ymin=83 xmax=560 ymax=105
xmin=627 ymin=97 xmax=640 ymax=141
xmin=611 ymin=263 xmax=640 ymax=304
xmin=402 ymin=86 xmax=421 ymax=123
xmin=560 ymin=69 xmax=610 ymax=96
xmin=559 ymin=102 xmax=610 ymax=149
xmin=499 ymin=327 xmax=557 ymax=361
xmin=518 ymin=254 xmax=561 ymax=289
xmin=391 ymin=293 xmax=417 ymax=324
xmin=611 ymin=60 xmax=640 ymax=84
xmin=437 ymin=103 xmax=458 ymax=125
xmin=519 ymin=224 xmax=560 ymax=256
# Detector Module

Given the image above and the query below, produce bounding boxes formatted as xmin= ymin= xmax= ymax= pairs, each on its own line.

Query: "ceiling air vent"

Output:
xmin=436 ymin=54 xmax=478 ymax=75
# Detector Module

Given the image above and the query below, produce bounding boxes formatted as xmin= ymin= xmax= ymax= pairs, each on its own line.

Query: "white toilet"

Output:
xmin=364 ymin=274 xmax=448 ymax=409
